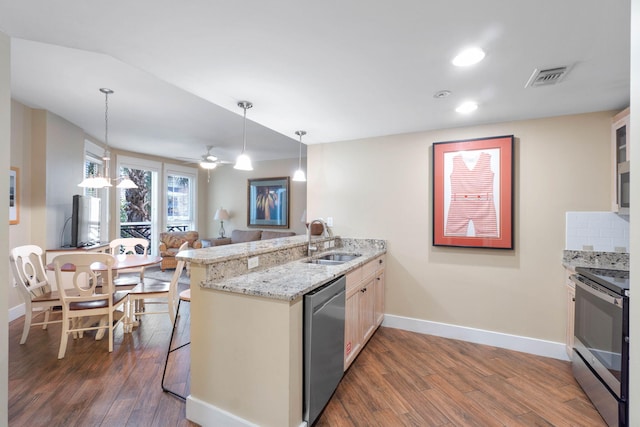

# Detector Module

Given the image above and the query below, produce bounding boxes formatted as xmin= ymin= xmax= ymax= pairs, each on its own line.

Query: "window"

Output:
xmin=117 ymin=156 xmax=160 ymax=252
xmin=82 ymin=140 xmax=108 ymax=243
xmin=119 ymin=167 xmax=152 ymax=223
xmin=83 ymin=152 xmax=103 ymax=198
xmin=166 ymin=172 xmax=195 ymax=231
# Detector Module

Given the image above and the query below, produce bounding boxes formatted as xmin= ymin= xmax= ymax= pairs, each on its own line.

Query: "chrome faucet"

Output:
xmin=308 ymin=218 xmax=327 ymax=255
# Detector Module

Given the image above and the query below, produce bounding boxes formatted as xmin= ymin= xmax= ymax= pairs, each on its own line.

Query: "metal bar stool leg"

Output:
xmin=161 ymin=289 xmax=191 ymax=400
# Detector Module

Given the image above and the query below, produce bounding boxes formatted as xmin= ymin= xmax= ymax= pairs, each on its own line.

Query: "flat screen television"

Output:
xmin=71 ymin=195 xmax=101 ymax=247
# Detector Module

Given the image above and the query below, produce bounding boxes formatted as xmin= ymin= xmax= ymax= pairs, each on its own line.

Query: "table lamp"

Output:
xmin=214 ymin=208 xmax=230 ymax=238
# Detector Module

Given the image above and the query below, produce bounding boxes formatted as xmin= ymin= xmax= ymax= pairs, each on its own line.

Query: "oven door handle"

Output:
xmin=571 ymin=275 xmax=624 ymax=307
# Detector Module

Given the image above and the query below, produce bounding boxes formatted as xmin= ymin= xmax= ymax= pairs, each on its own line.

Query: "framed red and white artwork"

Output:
xmin=432 ymin=135 xmax=514 ymax=249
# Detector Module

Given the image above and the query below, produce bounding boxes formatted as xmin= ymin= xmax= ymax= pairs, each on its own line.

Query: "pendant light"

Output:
xmin=234 ymin=101 xmax=253 ymax=171
xmin=78 ymin=88 xmax=138 ymax=189
xmin=292 ymin=130 xmax=306 ymax=182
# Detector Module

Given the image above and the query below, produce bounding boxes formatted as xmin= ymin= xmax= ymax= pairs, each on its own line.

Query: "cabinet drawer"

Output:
xmin=362 ymin=259 xmax=377 ymax=280
xmin=374 ymin=255 xmax=384 ymax=271
xmin=346 ymin=268 xmax=362 ymax=293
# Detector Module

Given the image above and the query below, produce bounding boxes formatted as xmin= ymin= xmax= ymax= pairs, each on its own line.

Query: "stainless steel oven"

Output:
xmin=571 ymin=268 xmax=629 ymax=427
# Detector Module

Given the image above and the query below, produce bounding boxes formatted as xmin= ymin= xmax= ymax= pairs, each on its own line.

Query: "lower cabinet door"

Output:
xmin=359 ymin=278 xmax=376 ymax=342
xmin=374 ymin=270 xmax=385 ymax=326
xmin=344 ymin=290 xmax=362 ymax=370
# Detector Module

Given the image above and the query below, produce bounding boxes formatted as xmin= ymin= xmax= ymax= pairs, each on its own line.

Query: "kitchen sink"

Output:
xmin=304 ymin=253 xmax=361 ymax=265
xmin=318 ymin=253 xmax=361 ymax=262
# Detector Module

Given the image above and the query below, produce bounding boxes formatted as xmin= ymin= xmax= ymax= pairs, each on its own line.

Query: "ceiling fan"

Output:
xmin=179 ymin=145 xmax=232 ymax=170
xmin=178 ymin=146 xmax=232 ymax=182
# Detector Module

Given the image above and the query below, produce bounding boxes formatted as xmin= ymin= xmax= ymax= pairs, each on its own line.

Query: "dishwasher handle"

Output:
xmin=305 ymin=275 xmax=346 ymax=308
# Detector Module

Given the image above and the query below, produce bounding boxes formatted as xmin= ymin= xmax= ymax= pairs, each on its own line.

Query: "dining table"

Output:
xmin=49 ymin=253 xmax=163 ymax=273
xmin=47 ymin=253 xmax=163 ymax=339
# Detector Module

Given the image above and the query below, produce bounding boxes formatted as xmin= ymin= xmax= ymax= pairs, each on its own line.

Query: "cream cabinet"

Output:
xmin=344 ymin=255 xmax=385 ymax=370
xmin=612 ymin=107 xmax=630 ymax=214
xmin=565 ymin=268 xmax=575 ymax=358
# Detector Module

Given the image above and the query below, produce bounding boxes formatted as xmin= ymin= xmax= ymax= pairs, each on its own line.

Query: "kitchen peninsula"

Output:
xmin=178 ymin=234 xmax=386 ymax=427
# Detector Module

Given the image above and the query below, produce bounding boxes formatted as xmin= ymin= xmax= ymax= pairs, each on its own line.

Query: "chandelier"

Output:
xmin=78 ymin=88 xmax=138 ymax=189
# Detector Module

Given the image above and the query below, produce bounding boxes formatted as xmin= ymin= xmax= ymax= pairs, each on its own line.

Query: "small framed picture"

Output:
xmin=9 ymin=167 xmax=19 ymax=225
xmin=247 ymin=177 xmax=290 ymax=228
xmin=432 ymin=135 xmax=514 ymax=249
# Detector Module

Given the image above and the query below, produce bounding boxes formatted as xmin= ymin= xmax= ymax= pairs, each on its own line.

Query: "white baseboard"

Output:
xmin=186 ymin=395 xmax=308 ymax=427
xmin=382 ymin=314 xmax=570 ymax=361
xmin=9 ymin=303 xmax=25 ymax=323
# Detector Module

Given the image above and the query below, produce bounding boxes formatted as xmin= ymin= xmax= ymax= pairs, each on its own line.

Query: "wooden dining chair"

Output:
xmin=109 ymin=237 xmax=150 ymax=286
xmin=52 ymin=252 xmax=129 ymax=359
xmin=125 ymin=242 xmax=188 ymax=332
xmin=10 ymin=245 xmax=63 ymax=344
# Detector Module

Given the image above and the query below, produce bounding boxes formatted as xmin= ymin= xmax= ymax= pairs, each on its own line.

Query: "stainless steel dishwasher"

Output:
xmin=303 ymin=275 xmax=346 ymax=425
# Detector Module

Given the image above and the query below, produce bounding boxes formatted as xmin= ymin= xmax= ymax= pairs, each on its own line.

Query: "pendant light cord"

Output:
xmin=242 ymin=105 xmax=247 ymax=153
xmin=298 ymin=133 xmax=303 ymax=169
xmin=104 ymin=91 xmax=109 ymax=149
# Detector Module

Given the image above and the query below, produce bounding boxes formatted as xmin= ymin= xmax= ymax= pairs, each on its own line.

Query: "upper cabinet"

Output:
xmin=612 ymin=107 xmax=630 ymax=214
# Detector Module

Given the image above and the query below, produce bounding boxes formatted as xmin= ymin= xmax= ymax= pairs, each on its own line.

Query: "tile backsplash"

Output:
xmin=565 ymin=211 xmax=630 ymax=252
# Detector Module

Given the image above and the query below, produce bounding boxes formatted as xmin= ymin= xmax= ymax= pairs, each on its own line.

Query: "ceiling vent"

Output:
xmin=525 ymin=66 xmax=570 ymax=88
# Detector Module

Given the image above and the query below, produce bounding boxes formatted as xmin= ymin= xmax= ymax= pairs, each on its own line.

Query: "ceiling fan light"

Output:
xmin=200 ymin=160 xmax=218 ymax=170
xmin=292 ymin=169 xmax=306 ymax=182
xmin=234 ymin=153 xmax=253 ymax=171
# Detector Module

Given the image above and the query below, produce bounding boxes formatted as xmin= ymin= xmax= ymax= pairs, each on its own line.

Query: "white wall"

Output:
xmin=43 ymin=111 xmax=85 ymax=248
xmin=1 ymin=29 xmax=11 ymax=427
xmin=206 ymin=157 xmax=307 ymax=238
xmin=628 ymin=0 xmax=639 ymax=423
xmin=308 ymin=111 xmax=614 ymax=344
xmin=7 ymin=102 xmax=34 ymax=313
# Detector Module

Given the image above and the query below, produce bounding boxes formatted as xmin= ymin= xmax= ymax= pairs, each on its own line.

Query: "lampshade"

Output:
xmin=116 ymin=177 xmax=138 ymax=189
xmin=234 ymin=101 xmax=254 ymax=171
xmin=234 ymin=153 xmax=253 ymax=171
xmin=214 ymin=208 xmax=230 ymax=221
xmin=78 ymin=176 xmax=112 ymax=188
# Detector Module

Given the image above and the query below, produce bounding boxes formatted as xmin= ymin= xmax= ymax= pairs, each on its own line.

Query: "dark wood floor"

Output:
xmin=316 ymin=328 xmax=606 ymax=427
xmin=9 ymin=297 xmax=606 ymax=427
xmin=8 ymin=286 xmax=198 ymax=427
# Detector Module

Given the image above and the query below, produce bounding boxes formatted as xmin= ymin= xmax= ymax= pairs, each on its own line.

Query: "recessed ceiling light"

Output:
xmin=452 ymin=47 xmax=485 ymax=67
xmin=455 ymin=101 xmax=478 ymax=114
xmin=433 ymin=90 xmax=452 ymax=99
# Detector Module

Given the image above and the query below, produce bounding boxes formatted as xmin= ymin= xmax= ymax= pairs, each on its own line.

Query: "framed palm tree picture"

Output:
xmin=247 ymin=177 xmax=290 ymax=228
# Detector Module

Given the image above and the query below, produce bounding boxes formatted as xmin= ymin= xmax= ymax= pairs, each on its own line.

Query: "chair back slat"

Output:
xmin=10 ymin=244 xmax=62 ymax=344
xmin=52 ymin=253 xmax=116 ymax=301
xmin=10 ymin=245 xmax=51 ymax=297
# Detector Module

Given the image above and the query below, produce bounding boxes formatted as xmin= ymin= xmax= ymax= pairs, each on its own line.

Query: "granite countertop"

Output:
xmin=200 ymin=245 xmax=386 ymax=302
xmin=183 ymin=235 xmax=312 ymax=265
xmin=562 ymin=250 xmax=629 ymax=271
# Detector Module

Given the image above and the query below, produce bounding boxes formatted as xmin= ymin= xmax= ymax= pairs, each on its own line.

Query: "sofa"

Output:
xmin=205 ymin=229 xmax=296 ymax=247
xmin=158 ymin=231 xmax=202 ymax=271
